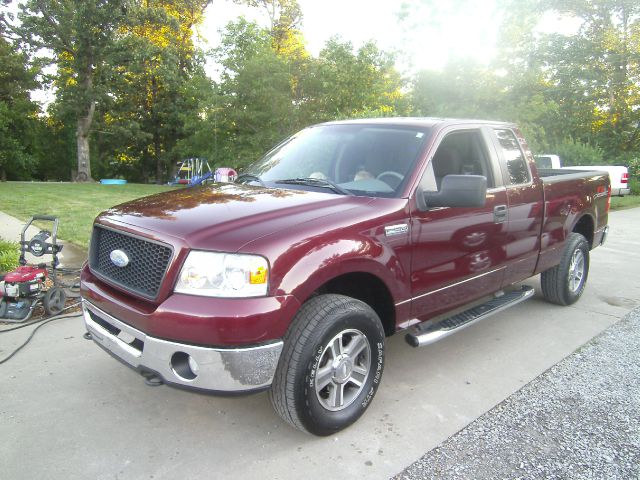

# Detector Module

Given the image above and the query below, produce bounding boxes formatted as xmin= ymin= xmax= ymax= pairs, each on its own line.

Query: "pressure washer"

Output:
xmin=0 ymin=216 xmax=67 ymax=323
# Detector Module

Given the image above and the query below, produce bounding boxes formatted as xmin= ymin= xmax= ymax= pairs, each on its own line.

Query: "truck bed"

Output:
xmin=534 ymin=168 xmax=610 ymax=274
xmin=536 ymin=168 xmax=609 ymax=182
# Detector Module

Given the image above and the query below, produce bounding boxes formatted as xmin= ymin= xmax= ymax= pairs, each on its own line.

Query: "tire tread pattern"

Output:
xmin=269 ymin=294 xmax=382 ymax=433
xmin=541 ymin=232 xmax=589 ymax=306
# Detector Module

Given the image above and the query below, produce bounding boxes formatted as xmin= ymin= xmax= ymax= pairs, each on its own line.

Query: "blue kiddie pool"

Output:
xmin=100 ymin=179 xmax=128 ymax=185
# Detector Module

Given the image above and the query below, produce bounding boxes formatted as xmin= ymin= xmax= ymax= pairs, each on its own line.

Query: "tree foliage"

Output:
xmin=211 ymin=18 xmax=293 ymax=167
xmin=539 ymin=0 xmax=640 ymax=156
xmin=307 ymin=38 xmax=405 ymax=120
xmin=0 ymin=36 xmax=40 ymax=181
xmin=0 ymin=0 xmax=638 ymax=182
xmin=12 ymin=0 xmax=129 ymax=181
xmin=410 ymin=0 xmax=640 ymax=161
xmin=207 ymin=15 xmax=405 ymax=169
xmin=100 ymin=0 xmax=211 ymax=183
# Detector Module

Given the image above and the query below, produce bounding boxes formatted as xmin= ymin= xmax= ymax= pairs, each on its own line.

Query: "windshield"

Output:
xmin=240 ymin=124 xmax=430 ymax=197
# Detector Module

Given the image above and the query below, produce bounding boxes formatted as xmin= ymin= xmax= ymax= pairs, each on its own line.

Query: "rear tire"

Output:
xmin=269 ymin=294 xmax=385 ymax=436
xmin=541 ymin=233 xmax=590 ymax=306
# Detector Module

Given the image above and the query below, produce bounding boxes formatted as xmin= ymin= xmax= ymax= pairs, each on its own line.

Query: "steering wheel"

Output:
xmin=376 ymin=171 xmax=404 ymax=188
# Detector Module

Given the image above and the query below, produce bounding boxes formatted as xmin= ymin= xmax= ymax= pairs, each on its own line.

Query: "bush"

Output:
xmin=552 ymin=141 xmax=604 ymax=166
xmin=0 ymin=238 xmax=20 ymax=273
xmin=625 ymin=156 xmax=640 ymax=177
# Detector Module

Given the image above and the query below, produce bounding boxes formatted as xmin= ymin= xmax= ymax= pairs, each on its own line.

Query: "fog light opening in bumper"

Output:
xmin=170 ymin=352 xmax=198 ymax=381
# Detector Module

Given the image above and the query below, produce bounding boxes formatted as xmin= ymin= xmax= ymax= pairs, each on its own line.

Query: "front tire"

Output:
xmin=269 ymin=294 xmax=385 ymax=436
xmin=541 ymin=232 xmax=590 ymax=306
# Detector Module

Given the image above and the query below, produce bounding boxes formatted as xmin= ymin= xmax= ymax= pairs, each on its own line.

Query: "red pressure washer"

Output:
xmin=0 ymin=216 xmax=67 ymax=323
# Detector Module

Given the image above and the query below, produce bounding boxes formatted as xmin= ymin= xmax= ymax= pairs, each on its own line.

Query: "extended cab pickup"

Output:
xmin=81 ymin=118 xmax=610 ymax=436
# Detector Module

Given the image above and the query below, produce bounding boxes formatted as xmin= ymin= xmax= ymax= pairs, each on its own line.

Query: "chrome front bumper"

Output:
xmin=82 ymin=300 xmax=283 ymax=393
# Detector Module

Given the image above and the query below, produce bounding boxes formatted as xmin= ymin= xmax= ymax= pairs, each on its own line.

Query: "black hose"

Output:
xmin=0 ymin=302 xmax=82 ymax=364
xmin=56 ymin=267 xmax=83 ymax=273
xmin=0 ymin=301 xmax=82 ymax=333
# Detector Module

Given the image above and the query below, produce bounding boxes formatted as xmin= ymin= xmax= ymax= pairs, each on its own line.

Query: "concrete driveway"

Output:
xmin=1 ymin=208 xmax=639 ymax=480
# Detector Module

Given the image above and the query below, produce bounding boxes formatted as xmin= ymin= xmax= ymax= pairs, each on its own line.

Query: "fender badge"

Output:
xmin=385 ymin=224 xmax=409 ymax=237
xmin=109 ymin=249 xmax=130 ymax=268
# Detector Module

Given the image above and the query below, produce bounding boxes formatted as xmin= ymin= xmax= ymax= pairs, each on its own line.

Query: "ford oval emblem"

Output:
xmin=109 ymin=249 xmax=129 ymax=268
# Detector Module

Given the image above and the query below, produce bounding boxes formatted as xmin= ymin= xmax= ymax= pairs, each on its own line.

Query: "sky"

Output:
xmin=198 ymin=0 xmax=504 ymax=77
xmin=21 ymin=0 xmax=581 ymax=105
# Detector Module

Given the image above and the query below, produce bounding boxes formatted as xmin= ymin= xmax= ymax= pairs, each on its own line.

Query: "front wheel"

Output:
xmin=541 ymin=232 xmax=590 ymax=306
xmin=269 ymin=294 xmax=385 ymax=436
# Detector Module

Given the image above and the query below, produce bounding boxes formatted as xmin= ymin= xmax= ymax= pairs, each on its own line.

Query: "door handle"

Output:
xmin=494 ymin=205 xmax=507 ymax=223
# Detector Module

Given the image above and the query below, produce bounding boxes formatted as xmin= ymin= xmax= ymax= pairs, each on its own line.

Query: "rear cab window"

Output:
xmin=535 ymin=156 xmax=553 ymax=169
xmin=493 ymin=129 xmax=531 ymax=185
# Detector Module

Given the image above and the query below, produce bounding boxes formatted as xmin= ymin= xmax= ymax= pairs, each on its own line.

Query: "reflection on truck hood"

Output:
xmin=97 ymin=183 xmax=373 ymax=252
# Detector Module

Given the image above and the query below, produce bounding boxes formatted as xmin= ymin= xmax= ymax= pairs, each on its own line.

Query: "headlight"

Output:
xmin=175 ymin=251 xmax=269 ymax=297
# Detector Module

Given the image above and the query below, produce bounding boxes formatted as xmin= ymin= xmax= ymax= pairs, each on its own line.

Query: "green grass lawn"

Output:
xmin=0 ymin=182 xmax=176 ymax=249
xmin=610 ymin=194 xmax=640 ymax=211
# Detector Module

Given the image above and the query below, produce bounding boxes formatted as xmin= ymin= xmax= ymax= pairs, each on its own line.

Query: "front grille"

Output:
xmin=89 ymin=226 xmax=173 ymax=300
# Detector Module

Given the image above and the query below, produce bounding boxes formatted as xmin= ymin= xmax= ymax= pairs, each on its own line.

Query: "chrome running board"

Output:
xmin=405 ymin=286 xmax=535 ymax=347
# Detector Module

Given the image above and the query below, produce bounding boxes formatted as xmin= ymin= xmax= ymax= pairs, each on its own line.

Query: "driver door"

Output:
xmin=409 ymin=128 xmax=509 ymax=320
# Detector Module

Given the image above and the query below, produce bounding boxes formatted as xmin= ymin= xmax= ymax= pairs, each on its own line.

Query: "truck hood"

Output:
xmin=97 ymin=183 xmax=374 ymax=253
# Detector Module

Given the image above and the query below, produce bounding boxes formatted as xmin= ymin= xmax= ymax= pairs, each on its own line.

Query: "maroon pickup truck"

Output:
xmin=81 ymin=118 xmax=610 ymax=436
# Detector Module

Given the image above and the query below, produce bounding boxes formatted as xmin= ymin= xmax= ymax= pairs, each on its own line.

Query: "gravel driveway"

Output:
xmin=394 ymin=307 xmax=640 ymax=480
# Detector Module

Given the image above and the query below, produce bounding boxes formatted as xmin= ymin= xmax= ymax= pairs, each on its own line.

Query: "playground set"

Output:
xmin=169 ymin=158 xmax=237 ymax=187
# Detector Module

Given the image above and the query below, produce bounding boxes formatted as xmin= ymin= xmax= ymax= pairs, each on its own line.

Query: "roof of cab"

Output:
xmin=320 ymin=117 xmax=517 ymax=129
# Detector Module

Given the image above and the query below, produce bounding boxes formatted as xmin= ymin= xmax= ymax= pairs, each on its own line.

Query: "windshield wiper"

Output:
xmin=236 ymin=173 xmax=266 ymax=187
xmin=276 ymin=177 xmax=353 ymax=196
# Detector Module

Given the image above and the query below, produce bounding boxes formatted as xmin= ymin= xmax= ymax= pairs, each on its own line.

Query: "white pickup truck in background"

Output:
xmin=535 ymin=154 xmax=631 ymax=197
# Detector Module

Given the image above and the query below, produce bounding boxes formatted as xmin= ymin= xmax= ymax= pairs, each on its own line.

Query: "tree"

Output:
xmin=408 ymin=0 xmax=639 ymax=157
xmin=235 ymin=0 xmax=303 ymax=54
xmin=410 ymin=59 xmax=500 ymax=118
xmin=11 ymin=0 xmax=128 ymax=181
xmin=540 ymin=0 xmax=640 ymax=156
xmin=303 ymin=38 xmax=406 ymax=122
xmin=491 ymin=0 xmax=561 ymax=151
xmin=494 ymin=0 xmax=640 ymax=157
xmin=0 ymin=36 xmax=40 ymax=181
xmin=181 ymin=2 xmax=310 ymax=170
xmin=210 ymin=17 xmax=407 ymax=169
xmin=95 ymin=0 xmax=211 ymax=183
xmin=212 ymin=19 xmax=295 ymax=167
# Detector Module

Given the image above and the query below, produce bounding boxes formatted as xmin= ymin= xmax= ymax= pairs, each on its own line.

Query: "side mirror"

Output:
xmin=417 ymin=175 xmax=487 ymax=211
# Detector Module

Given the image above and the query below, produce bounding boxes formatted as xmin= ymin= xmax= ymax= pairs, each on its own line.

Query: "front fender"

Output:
xmin=271 ymin=235 xmax=410 ymax=307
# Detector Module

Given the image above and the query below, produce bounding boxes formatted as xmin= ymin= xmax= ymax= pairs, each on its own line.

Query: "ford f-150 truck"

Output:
xmin=81 ymin=118 xmax=610 ymax=436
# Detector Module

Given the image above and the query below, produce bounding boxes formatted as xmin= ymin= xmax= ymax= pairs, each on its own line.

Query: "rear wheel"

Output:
xmin=541 ymin=233 xmax=590 ymax=306
xmin=269 ymin=294 xmax=385 ymax=436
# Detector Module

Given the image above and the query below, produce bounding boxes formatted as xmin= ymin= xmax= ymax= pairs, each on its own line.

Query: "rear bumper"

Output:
xmin=612 ymin=188 xmax=631 ymax=196
xmin=83 ymin=300 xmax=283 ymax=393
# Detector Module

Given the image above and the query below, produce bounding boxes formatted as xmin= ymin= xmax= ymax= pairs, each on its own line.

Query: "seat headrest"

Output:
xmin=432 ymin=147 xmax=462 ymax=177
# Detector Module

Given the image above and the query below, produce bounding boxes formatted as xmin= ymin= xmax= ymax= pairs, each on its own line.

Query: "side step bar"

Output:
xmin=405 ymin=286 xmax=535 ymax=347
